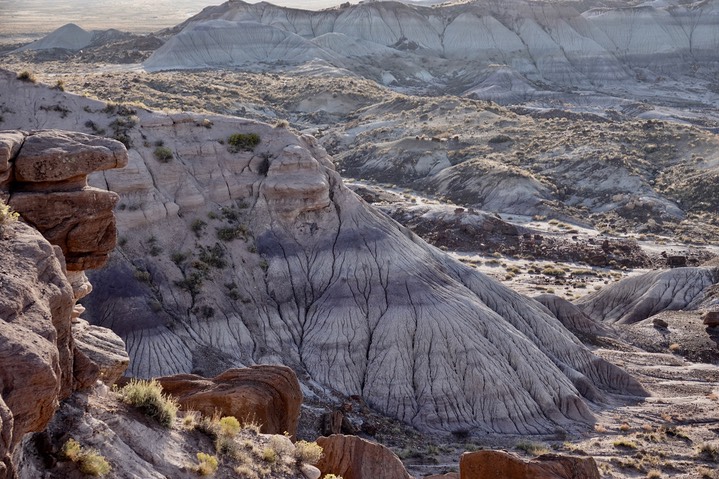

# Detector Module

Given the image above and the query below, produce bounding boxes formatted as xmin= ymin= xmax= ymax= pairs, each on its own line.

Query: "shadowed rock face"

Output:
xmin=0 ymin=223 xmax=74 ymax=477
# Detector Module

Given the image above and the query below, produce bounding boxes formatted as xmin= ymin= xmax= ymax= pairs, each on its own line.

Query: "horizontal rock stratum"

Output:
xmin=144 ymin=0 xmax=719 ymax=91
xmin=1 ymin=69 xmax=646 ymax=435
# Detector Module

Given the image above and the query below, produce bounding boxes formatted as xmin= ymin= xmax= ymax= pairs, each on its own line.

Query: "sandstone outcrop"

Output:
xmin=72 ymin=319 xmax=129 ymax=389
xmin=702 ymin=310 xmax=719 ymax=327
xmin=157 ymin=366 xmax=302 ymax=437
xmin=0 ymin=222 xmax=74 ymax=478
xmin=459 ymin=450 xmax=600 ymax=479
xmin=2 ymin=130 xmax=128 ymax=270
xmin=0 ymin=128 xmax=127 ymax=478
xmin=315 ymin=434 xmax=412 ymax=479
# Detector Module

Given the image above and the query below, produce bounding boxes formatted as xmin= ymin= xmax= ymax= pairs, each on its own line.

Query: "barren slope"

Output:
xmin=0 ymin=69 xmax=646 ymax=435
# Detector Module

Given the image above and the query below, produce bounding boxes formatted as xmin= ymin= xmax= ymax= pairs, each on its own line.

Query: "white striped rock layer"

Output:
xmin=0 ymin=69 xmax=646 ymax=435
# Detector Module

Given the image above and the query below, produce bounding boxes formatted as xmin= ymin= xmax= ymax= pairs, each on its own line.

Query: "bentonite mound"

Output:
xmin=0 ymin=69 xmax=646 ymax=435
xmin=576 ymin=267 xmax=719 ymax=324
xmin=145 ymin=0 xmax=719 ymax=90
xmin=534 ymin=294 xmax=613 ymax=344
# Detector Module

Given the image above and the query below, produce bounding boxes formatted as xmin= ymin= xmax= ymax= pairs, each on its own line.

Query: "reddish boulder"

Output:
xmin=157 ymin=365 xmax=302 ymax=437
xmin=10 ymin=188 xmax=119 ymax=270
xmin=0 ymin=222 xmax=76 ymax=477
xmin=460 ymin=450 xmax=600 ymax=479
xmin=0 ymin=131 xmax=24 ymax=191
xmin=315 ymin=434 xmax=412 ymax=479
xmin=4 ymin=130 xmax=128 ymax=271
xmin=13 ymin=130 xmax=127 ymax=183
xmin=702 ymin=311 xmax=719 ymax=327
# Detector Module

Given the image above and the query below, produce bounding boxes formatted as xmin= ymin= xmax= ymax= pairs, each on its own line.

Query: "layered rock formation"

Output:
xmin=0 ymin=129 xmax=128 ymax=478
xmin=144 ymin=0 xmax=719 ymax=96
xmin=157 ymin=366 xmax=302 ymax=437
xmin=0 ymin=70 xmax=646 ymax=436
xmin=0 ymin=222 xmax=74 ymax=478
xmin=2 ymin=130 xmax=128 ymax=270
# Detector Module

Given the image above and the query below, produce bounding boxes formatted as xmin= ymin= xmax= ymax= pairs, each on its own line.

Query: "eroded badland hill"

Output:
xmin=1 ymin=0 xmax=719 ymax=477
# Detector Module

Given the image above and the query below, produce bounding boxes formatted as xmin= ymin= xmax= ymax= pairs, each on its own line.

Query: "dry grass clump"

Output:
xmin=515 ymin=441 xmax=550 ymax=456
xmin=0 ymin=199 xmax=19 ymax=227
xmin=294 ymin=440 xmax=323 ymax=465
xmin=613 ymin=438 xmax=638 ymax=449
xmin=117 ymin=379 xmax=178 ymax=428
xmin=195 ymin=452 xmax=219 ymax=476
xmin=697 ymin=442 xmax=719 ymax=461
xmin=61 ymin=438 xmax=112 ymax=477
xmin=699 ymin=466 xmax=718 ymax=478
xmin=16 ymin=70 xmax=36 ymax=83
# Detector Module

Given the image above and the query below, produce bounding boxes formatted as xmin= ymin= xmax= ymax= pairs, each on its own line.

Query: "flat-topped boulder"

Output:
xmin=13 ymin=130 xmax=127 ymax=184
xmin=1 ymin=129 xmax=128 ymax=270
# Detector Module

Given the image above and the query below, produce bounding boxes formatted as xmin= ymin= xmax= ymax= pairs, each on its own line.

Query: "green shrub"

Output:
xmin=198 ymin=243 xmax=226 ymax=268
xmin=191 ymin=219 xmax=207 ymax=237
xmin=261 ymin=447 xmax=276 ymax=463
xmin=62 ymin=438 xmax=82 ymax=461
xmin=17 ymin=70 xmax=36 ymax=83
xmin=53 ymin=80 xmax=65 ymax=91
xmin=175 ymin=271 xmax=204 ymax=296
xmin=227 ymin=133 xmax=260 ymax=153
xmin=195 ymin=452 xmax=219 ymax=476
xmin=118 ymin=379 xmax=178 ymax=427
xmin=154 ymin=146 xmax=173 ymax=163
xmin=216 ymin=225 xmax=247 ymax=242
xmin=171 ymin=251 xmax=189 ymax=265
xmin=295 ymin=440 xmax=323 ymax=465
